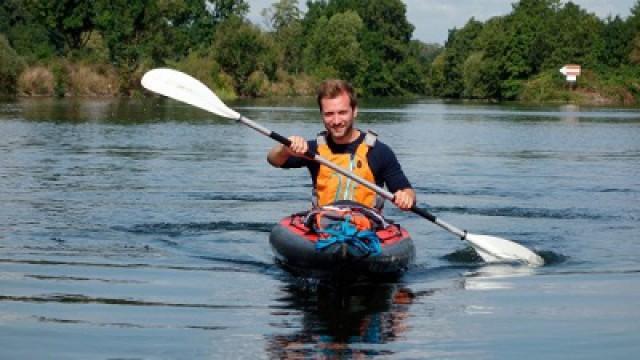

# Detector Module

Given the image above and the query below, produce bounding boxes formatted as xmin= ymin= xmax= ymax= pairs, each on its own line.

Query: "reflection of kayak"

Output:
xmin=269 ymin=211 xmax=415 ymax=281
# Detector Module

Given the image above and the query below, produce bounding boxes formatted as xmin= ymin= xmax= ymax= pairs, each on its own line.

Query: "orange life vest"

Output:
xmin=314 ymin=131 xmax=380 ymax=209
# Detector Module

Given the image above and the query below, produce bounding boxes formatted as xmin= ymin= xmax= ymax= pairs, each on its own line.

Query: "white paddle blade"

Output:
xmin=466 ymin=233 xmax=544 ymax=267
xmin=141 ymin=68 xmax=239 ymax=120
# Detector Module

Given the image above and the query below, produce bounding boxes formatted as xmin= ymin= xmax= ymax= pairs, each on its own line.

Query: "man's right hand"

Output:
xmin=285 ymin=136 xmax=308 ymax=157
xmin=267 ymin=136 xmax=308 ymax=167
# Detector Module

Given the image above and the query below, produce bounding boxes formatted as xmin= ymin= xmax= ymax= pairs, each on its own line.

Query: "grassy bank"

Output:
xmin=3 ymin=55 xmax=639 ymax=107
xmin=17 ymin=61 xmax=119 ymax=97
xmin=12 ymin=61 xmax=318 ymax=100
xmin=519 ymin=67 xmax=640 ymax=106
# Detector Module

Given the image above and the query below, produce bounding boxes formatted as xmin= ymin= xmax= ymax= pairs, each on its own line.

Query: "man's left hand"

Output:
xmin=393 ymin=188 xmax=416 ymax=211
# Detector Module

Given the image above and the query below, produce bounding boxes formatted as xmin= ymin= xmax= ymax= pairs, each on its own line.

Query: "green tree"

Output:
xmin=261 ymin=0 xmax=305 ymax=73
xmin=157 ymin=0 xmax=217 ymax=57
xmin=630 ymin=0 xmax=640 ymax=30
xmin=630 ymin=33 xmax=640 ymax=64
xmin=211 ymin=17 xmax=279 ymax=95
xmin=0 ymin=0 xmax=20 ymax=34
xmin=454 ymin=0 xmax=560 ymax=99
xmin=30 ymin=0 xmax=95 ymax=53
xmin=361 ymin=57 xmax=396 ymax=95
xmin=470 ymin=17 xmax=508 ymax=99
xmin=158 ymin=0 xmax=249 ymax=57
xmin=440 ymin=18 xmax=484 ymax=97
xmin=545 ymin=2 xmax=603 ymax=69
xmin=1 ymin=0 xmax=56 ymax=60
xmin=355 ymin=0 xmax=420 ymax=94
xmin=392 ymin=57 xmax=426 ymax=94
xmin=94 ymin=0 xmax=166 ymax=92
xmin=301 ymin=0 xmax=425 ymax=95
xmin=410 ymin=40 xmax=443 ymax=66
xmin=0 ymin=34 xmax=25 ymax=95
xmin=462 ymin=51 xmax=489 ymax=98
xmin=503 ymin=0 xmax=559 ymax=78
xmin=629 ymin=1 xmax=640 ymax=63
xmin=405 ymin=40 xmax=441 ymax=95
xmin=261 ymin=0 xmax=302 ymax=32
xmin=209 ymin=0 xmax=249 ymax=21
xmin=352 ymin=0 xmax=414 ymax=61
xmin=598 ymin=16 xmax=634 ymax=67
xmin=429 ymin=52 xmax=446 ymax=95
xmin=302 ymin=11 xmax=367 ymax=84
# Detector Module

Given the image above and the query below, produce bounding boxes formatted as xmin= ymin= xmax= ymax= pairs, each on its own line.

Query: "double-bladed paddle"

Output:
xmin=141 ymin=68 xmax=544 ymax=266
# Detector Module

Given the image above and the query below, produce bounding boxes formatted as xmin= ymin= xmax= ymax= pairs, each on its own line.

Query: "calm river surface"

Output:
xmin=1 ymin=97 xmax=639 ymax=359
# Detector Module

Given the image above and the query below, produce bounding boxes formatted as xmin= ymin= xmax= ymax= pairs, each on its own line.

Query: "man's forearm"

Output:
xmin=267 ymin=144 xmax=289 ymax=167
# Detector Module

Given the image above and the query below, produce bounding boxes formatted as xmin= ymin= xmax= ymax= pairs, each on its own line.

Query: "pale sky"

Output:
xmin=246 ymin=0 xmax=637 ymax=44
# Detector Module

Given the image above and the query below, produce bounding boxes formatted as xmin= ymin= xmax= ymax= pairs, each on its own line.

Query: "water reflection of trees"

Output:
xmin=266 ymin=281 xmax=416 ymax=358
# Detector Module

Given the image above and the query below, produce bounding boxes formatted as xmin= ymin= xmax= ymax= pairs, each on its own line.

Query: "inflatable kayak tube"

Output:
xmin=269 ymin=213 xmax=415 ymax=281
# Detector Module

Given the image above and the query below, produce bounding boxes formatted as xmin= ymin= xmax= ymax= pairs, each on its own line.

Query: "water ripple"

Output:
xmin=0 ymin=293 xmax=256 ymax=309
xmin=0 ymin=258 xmax=251 ymax=273
xmin=120 ymin=221 xmax=275 ymax=236
xmin=25 ymin=274 xmax=145 ymax=284
xmin=414 ymin=186 xmax=520 ymax=198
xmin=189 ymin=192 xmax=306 ymax=202
xmin=430 ymin=205 xmax=615 ymax=220
xmin=34 ymin=316 xmax=226 ymax=331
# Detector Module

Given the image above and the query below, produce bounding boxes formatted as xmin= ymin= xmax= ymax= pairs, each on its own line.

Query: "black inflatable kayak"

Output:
xmin=269 ymin=212 xmax=415 ymax=281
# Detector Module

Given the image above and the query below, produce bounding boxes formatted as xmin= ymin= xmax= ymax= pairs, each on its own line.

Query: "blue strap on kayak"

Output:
xmin=315 ymin=215 xmax=381 ymax=256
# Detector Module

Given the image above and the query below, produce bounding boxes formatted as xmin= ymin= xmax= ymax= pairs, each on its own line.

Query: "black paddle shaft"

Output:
xmin=268 ymin=131 xmax=291 ymax=146
xmin=411 ymin=205 xmax=437 ymax=223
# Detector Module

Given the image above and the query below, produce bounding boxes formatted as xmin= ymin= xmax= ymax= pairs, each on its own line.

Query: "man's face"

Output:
xmin=320 ymin=92 xmax=358 ymax=144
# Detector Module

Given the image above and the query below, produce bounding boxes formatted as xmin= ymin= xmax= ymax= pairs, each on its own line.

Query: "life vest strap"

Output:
xmin=315 ymin=130 xmax=377 ymax=146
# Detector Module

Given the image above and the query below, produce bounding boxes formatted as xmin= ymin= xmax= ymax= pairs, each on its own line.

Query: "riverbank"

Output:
xmin=12 ymin=61 xmax=316 ymax=100
xmin=518 ymin=68 xmax=640 ymax=106
xmin=8 ymin=62 xmax=640 ymax=107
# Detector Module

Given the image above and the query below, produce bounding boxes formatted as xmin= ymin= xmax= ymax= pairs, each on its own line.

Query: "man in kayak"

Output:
xmin=267 ymin=79 xmax=416 ymax=211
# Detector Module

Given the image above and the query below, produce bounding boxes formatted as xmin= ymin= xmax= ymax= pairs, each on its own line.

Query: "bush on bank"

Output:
xmin=17 ymin=61 xmax=119 ymax=97
xmin=0 ymin=35 xmax=25 ymax=96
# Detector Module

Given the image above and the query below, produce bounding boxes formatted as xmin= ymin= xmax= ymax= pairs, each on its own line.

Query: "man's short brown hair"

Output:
xmin=316 ymin=79 xmax=358 ymax=111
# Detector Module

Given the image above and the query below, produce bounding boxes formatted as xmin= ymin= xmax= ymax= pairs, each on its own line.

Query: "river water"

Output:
xmin=1 ymin=97 xmax=639 ymax=359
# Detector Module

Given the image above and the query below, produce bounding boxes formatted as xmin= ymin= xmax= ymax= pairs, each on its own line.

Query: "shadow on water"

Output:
xmin=263 ymin=244 xmax=568 ymax=358
xmin=266 ymin=280 xmax=430 ymax=358
xmin=13 ymin=97 xmax=226 ymax=124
